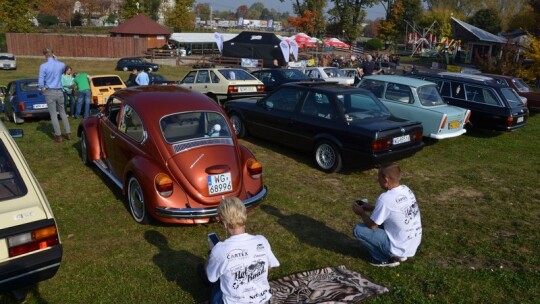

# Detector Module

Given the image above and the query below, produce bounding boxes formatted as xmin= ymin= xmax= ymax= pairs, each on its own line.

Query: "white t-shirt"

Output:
xmin=206 ymin=233 xmax=280 ymax=304
xmin=371 ymin=185 xmax=422 ymax=258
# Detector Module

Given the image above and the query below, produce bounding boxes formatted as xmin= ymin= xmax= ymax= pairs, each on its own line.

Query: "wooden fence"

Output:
xmin=6 ymin=33 xmax=150 ymax=58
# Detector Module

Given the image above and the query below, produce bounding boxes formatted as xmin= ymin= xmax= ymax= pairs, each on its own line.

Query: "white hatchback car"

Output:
xmin=178 ymin=68 xmax=265 ymax=105
xmin=302 ymin=67 xmax=354 ymax=85
xmin=0 ymin=53 xmax=16 ymax=70
xmin=0 ymin=122 xmax=62 ymax=293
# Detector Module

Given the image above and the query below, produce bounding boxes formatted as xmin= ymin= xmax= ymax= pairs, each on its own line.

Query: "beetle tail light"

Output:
xmin=155 ymin=173 xmax=173 ymax=197
xmin=246 ymin=159 xmax=262 ymax=179
xmin=439 ymin=114 xmax=448 ymax=132
xmin=8 ymin=225 xmax=60 ymax=257
xmin=18 ymin=102 xmax=25 ymax=111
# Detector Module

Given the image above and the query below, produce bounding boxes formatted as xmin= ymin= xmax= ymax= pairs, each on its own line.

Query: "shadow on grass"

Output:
xmin=241 ymin=136 xmax=374 ymax=175
xmin=0 ymin=284 xmax=49 ymax=304
xmin=260 ymin=205 xmax=368 ymax=260
xmin=144 ymin=230 xmax=209 ymax=302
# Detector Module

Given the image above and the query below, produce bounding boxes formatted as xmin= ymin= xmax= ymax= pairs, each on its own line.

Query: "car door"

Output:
xmin=246 ymin=87 xmax=304 ymax=147
xmin=114 ymin=104 xmax=146 ymax=180
xmin=100 ymin=98 xmax=124 ymax=180
xmin=292 ymin=90 xmax=339 ymax=151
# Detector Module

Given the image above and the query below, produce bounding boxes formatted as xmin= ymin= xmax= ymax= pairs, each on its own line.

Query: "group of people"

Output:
xmin=126 ymin=68 xmax=151 ymax=86
xmin=38 ymin=48 xmax=91 ymax=143
xmin=205 ymin=162 xmax=422 ymax=303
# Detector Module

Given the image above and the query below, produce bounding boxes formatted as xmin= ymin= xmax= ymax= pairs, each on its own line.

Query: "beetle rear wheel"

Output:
xmin=127 ymin=176 xmax=150 ymax=224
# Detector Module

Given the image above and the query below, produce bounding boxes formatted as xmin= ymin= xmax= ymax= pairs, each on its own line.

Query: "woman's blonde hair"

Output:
xmin=218 ymin=197 xmax=247 ymax=228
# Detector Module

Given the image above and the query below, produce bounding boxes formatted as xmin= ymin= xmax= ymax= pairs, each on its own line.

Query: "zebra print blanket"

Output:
xmin=269 ymin=265 xmax=389 ymax=304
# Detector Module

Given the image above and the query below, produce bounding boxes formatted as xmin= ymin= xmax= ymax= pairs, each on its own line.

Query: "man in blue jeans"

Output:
xmin=352 ymin=163 xmax=422 ymax=267
xmin=73 ymin=72 xmax=91 ymax=118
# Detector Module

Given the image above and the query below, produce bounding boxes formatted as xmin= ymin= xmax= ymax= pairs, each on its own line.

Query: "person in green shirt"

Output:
xmin=73 ymin=72 xmax=91 ymax=118
xmin=61 ymin=66 xmax=76 ymax=117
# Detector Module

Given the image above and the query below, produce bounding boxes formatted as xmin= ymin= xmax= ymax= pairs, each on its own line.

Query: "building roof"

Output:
xmin=169 ymin=32 xmax=238 ymax=44
xmin=451 ymin=17 xmax=507 ymax=44
xmin=110 ymin=14 xmax=172 ymax=35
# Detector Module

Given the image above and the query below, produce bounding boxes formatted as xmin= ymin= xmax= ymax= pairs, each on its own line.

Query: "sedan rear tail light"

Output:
xmin=464 ymin=110 xmax=471 ymax=125
xmin=256 ymin=85 xmax=265 ymax=92
xmin=8 ymin=225 xmax=59 ymax=257
xmin=439 ymin=114 xmax=448 ymax=132
xmin=246 ymin=159 xmax=262 ymax=179
xmin=18 ymin=102 xmax=26 ymax=111
xmin=92 ymin=96 xmax=99 ymax=105
xmin=227 ymin=86 xmax=238 ymax=93
xmin=372 ymin=138 xmax=393 ymax=151
xmin=506 ymin=116 xmax=514 ymax=127
xmin=155 ymin=173 xmax=173 ymax=197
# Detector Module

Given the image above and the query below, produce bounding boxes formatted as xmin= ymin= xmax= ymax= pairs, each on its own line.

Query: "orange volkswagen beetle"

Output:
xmin=77 ymin=86 xmax=266 ymax=224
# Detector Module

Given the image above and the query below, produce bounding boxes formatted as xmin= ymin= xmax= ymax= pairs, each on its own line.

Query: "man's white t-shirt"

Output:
xmin=206 ymin=233 xmax=280 ymax=304
xmin=371 ymin=185 xmax=422 ymax=258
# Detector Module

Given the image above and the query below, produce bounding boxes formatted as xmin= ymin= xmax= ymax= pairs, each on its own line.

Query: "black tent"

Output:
xmin=222 ymin=31 xmax=285 ymax=67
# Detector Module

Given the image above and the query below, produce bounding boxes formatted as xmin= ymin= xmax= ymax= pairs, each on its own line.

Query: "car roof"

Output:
xmin=411 ymin=71 xmax=506 ymax=87
xmin=281 ymin=82 xmax=370 ymax=94
xmin=90 ymin=74 xmax=122 ymax=79
xmin=363 ymin=75 xmax=435 ymax=87
xmin=113 ymin=86 xmax=222 ymax=119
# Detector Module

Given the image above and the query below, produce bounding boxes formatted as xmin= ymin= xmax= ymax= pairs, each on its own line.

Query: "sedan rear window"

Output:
xmin=0 ymin=140 xmax=27 ymax=201
xmin=20 ymin=81 xmax=39 ymax=92
xmin=417 ymin=85 xmax=446 ymax=106
xmin=161 ymin=112 xmax=232 ymax=143
xmin=219 ymin=69 xmax=257 ymax=81
xmin=92 ymin=77 xmax=123 ymax=86
xmin=501 ymin=88 xmax=525 ymax=108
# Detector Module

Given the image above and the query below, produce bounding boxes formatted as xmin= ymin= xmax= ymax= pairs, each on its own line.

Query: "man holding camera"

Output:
xmin=206 ymin=197 xmax=279 ymax=304
xmin=352 ymin=163 xmax=422 ymax=267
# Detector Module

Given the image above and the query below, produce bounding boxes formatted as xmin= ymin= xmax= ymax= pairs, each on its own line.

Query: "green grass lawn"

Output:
xmin=0 ymin=58 xmax=539 ymax=303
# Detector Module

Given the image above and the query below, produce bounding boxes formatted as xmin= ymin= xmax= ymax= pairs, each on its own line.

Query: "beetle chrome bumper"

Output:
xmin=155 ymin=186 xmax=267 ymax=219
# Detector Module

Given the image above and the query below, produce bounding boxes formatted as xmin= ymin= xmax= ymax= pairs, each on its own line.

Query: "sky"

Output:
xmin=199 ymin=1 xmax=387 ymax=20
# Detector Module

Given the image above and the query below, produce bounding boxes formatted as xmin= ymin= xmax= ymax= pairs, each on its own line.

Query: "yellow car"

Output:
xmin=0 ymin=121 xmax=62 ymax=293
xmin=89 ymin=74 xmax=126 ymax=106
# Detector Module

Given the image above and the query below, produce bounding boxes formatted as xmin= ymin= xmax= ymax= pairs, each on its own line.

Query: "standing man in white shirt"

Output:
xmin=352 ymin=163 xmax=422 ymax=267
xmin=135 ymin=68 xmax=149 ymax=86
xmin=206 ymin=197 xmax=280 ymax=304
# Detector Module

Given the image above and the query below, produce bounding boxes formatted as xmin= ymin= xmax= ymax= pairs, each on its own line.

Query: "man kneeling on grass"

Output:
xmin=206 ymin=197 xmax=280 ymax=304
xmin=352 ymin=162 xmax=422 ymax=267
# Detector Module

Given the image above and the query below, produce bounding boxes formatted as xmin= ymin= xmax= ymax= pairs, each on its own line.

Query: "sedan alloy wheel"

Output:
xmin=314 ymin=140 xmax=342 ymax=173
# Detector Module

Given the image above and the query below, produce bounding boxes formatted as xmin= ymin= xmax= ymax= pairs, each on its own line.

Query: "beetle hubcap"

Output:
xmin=129 ymin=180 xmax=144 ymax=220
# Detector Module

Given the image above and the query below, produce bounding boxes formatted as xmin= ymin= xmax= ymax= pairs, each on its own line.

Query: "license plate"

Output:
xmin=238 ymin=86 xmax=256 ymax=92
xmin=392 ymin=135 xmax=410 ymax=145
xmin=517 ymin=116 xmax=524 ymax=123
xmin=448 ymin=120 xmax=460 ymax=129
xmin=33 ymin=104 xmax=48 ymax=109
xmin=207 ymin=172 xmax=232 ymax=195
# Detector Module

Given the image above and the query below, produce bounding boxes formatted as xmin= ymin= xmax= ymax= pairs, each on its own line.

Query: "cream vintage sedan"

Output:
xmin=177 ymin=68 xmax=265 ymax=106
xmin=0 ymin=121 xmax=62 ymax=295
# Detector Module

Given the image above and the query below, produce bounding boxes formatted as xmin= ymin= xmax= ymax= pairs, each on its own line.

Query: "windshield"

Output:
xmin=500 ymin=88 xmax=525 ymax=108
xmin=161 ymin=111 xmax=232 ymax=143
xmin=219 ymin=69 xmax=257 ymax=81
xmin=281 ymin=69 xmax=307 ymax=79
xmin=0 ymin=55 xmax=14 ymax=60
xmin=0 ymin=140 xmax=27 ymax=201
xmin=512 ymin=78 xmax=531 ymax=93
xmin=417 ymin=85 xmax=446 ymax=106
xmin=323 ymin=67 xmax=346 ymax=78
xmin=337 ymin=92 xmax=390 ymax=121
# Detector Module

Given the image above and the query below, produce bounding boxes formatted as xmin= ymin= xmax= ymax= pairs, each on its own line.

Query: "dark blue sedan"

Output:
xmin=3 ymin=78 xmax=49 ymax=124
xmin=251 ymin=68 xmax=323 ymax=92
xmin=225 ymin=82 xmax=424 ymax=173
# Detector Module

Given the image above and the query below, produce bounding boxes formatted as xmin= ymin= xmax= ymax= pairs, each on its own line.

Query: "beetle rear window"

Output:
xmin=0 ymin=140 xmax=27 ymax=201
xmin=161 ymin=112 xmax=232 ymax=143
